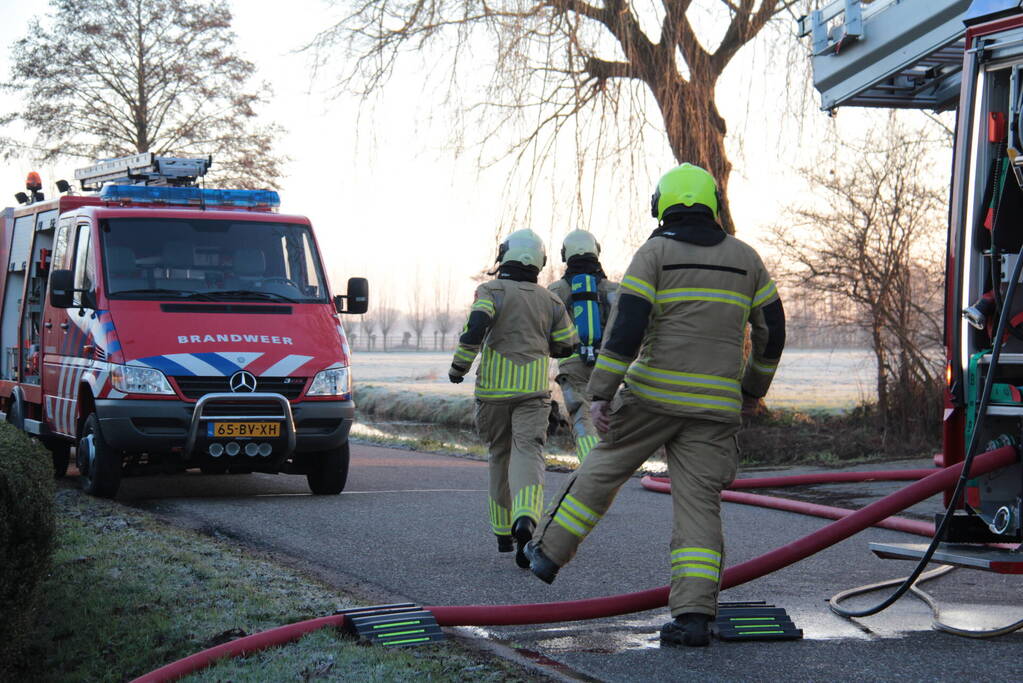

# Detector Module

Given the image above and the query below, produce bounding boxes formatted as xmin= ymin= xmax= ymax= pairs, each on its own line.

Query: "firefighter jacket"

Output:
xmin=548 ymin=276 xmax=618 ymax=369
xmin=451 ymin=278 xmax=578 ymax=402
xmin=587 ymin=216 xmax=785 ymax=423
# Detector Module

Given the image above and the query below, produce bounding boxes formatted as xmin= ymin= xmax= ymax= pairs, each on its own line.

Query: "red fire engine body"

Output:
xmin=0 ymin=154 xmax=367 ymax=497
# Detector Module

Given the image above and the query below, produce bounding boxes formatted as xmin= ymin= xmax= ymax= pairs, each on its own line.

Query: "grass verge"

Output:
xmin=17 ymin=487 xmax=543 ymax=682
xmin=355 ymin=383 xmax=940 ymax=468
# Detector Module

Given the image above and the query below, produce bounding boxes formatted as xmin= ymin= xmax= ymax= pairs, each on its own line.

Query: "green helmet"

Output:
xmin=650 ymin=163 xmax=719 ymax=221
xmin=496 ymin=229 xmax=546 ymax=268
xmin=561 ymin=229 xmax=600 ymax=262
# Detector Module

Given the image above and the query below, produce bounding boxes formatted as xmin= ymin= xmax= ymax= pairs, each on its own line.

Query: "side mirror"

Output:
xmin=342 ymin=277 xmax=369 ymax=315
xmin=50 ymin=269 xmax=74 ymax=308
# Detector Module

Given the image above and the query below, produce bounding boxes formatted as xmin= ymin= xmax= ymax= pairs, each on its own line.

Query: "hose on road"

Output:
xmin=132 ymin=445 xmax=1018 ymax=682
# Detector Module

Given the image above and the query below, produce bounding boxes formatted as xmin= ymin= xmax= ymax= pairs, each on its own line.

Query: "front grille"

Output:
xmin=173 ymin=376 xmax=307 ymax=400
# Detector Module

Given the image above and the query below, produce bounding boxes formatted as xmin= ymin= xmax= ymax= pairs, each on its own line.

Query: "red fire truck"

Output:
xmin=799 ymin=0 xmax=1023 ymax=568
xmin=0 ymin=153 xmax=367 ymax=497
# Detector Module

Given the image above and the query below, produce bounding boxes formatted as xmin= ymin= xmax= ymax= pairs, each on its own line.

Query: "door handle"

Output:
xmin=44 ymin=321 xmax=52 ymax=329
xmin=59 ymin=322 xmax=69 ymax=330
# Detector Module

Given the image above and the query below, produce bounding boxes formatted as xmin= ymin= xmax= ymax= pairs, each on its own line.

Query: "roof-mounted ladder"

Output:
xmin=74 ymin=152 xmax=212 ymax=190
xmin=798 ymin=0 xmax=974 ymax=111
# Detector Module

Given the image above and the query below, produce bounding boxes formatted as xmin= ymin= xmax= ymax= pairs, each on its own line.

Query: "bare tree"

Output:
xmin=358 ymin=313 xmax=378 ymax=351
xmin=375 ymin=289 xmax=401 ymax=351
xmin=309 ymin=0 xmax=807 ymax=233
xmin=1 ymin=0 xmax=284 ymax=188
xmin=432 ymin=273 xmax=458 ymax=351
xmin=406 ymin=270 xmax=430 ymax=350
xmin=771 ymin=118 xmax=946 ymax=442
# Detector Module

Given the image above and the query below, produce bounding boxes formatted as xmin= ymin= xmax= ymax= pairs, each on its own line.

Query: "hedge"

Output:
xmin=0 ymin=422 xmax=55 ymax=676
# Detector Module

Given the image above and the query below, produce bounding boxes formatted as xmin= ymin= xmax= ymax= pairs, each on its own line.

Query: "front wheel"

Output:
xmin=306 ymin=442 xmax=350 ymax=495
xmin=78 ymin=414 xmax=122 ymax=498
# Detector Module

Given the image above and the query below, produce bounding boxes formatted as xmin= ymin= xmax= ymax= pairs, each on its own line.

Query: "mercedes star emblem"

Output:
xmin=229 ymin=370 xmax=257 ymax=393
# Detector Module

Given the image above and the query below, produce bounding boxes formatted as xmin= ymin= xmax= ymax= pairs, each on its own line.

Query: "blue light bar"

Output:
xmin=99 ymin=185 xmax=281 ymax=209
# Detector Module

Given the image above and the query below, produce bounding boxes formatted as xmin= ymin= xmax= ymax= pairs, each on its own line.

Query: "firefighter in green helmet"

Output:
xmin=547 ymin=230 xmax=618 ymax=462
xmin=449 ymin=229 xmax=578 ymax=568
xmin=525 ymin=164 xmax=786 ymax=647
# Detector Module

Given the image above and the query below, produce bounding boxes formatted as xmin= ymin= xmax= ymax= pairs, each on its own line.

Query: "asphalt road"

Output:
xmin=113 ymin=444 xmax=1023 ymax=682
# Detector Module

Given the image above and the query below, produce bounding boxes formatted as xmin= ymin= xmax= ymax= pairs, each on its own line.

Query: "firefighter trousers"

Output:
xmin=475 ymin=396 xmax=550 ymax=536
xmin=533 ymin=390 xmax=739 ymax=616
xmin=555 ymin=359 xmax=600 ymax=462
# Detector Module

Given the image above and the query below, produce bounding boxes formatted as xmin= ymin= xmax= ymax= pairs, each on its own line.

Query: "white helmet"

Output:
xmin=561 ymin=230 xmax=600 ymax=262
xmin=497 ymin=229 xmax=546 ymax=268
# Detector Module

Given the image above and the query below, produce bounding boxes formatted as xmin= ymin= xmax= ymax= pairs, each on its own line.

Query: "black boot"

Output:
xmin=660 ymin=613 xmax=712 ymax=647
xmin=523 ymin=541 xmax=559 ymax=584
xmin=497 ymin=535 xmax=514 ymax=553
xmin=512 ymin=517 xmax=535 ymax=568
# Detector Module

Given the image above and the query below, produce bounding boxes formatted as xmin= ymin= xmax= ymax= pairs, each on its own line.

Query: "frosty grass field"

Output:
xmin=353 ymin=349 xmax=877 ymax=412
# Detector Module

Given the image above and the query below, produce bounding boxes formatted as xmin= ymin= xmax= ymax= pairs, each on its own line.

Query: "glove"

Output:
xmin=449 ymin=372 xmax=464 ymax=384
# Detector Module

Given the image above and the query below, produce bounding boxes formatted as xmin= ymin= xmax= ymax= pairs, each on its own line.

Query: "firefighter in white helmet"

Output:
xmin=525 ymin=164 xmax=786 ymax=647
xmin=449 ymin=229 xmax=578 ymax=567
xmin=547 ymin=230 xmax=618 ymax=462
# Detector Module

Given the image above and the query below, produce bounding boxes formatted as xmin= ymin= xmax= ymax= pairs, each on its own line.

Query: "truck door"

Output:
xmin=42 ymin=219 xmax=91 ymax=436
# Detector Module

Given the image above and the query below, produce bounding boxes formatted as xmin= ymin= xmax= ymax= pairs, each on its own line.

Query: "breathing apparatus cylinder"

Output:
xmin=570 ymin=273 xmax=602 ymax=366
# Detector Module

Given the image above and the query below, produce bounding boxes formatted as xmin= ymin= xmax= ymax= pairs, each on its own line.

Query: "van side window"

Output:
xmin=72 ymin=224 xmax=94 ymax=306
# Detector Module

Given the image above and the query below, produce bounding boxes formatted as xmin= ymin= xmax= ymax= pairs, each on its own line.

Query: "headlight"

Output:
xmin=307 ymin=366 xmax=351 ymax=397
xmin=110 ymin=364 xmax=175 ymax=395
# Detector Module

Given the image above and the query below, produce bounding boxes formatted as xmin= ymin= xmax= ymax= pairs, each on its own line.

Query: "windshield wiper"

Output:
xmin=112 ymin=288 xmax=216 ymax=300
xmin=205 ymin=289 xmax=299 ymax=303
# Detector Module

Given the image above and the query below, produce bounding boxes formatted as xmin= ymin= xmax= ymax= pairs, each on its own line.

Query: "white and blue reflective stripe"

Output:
xmin=262 ymin=354 xmax=314 ymax=376
xmin=127 ymin=351 xmax=314 ymax=377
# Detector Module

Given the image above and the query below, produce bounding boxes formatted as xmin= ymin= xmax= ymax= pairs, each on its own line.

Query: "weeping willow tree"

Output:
xmin=309 ymin=0 xmax=809 ymax=234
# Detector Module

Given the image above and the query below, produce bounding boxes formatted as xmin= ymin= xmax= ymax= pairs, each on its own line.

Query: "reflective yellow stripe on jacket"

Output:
xmin=655 ymin=287 xmax=751 ymax=310
xmin=476 ymin=347 xmax=550 ymax=399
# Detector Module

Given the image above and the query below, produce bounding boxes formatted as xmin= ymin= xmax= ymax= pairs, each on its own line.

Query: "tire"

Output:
xmin=6 ymin=391 xmax=25 ymax=430
xmin=78 ymin=413 xmax=122 ymax=498
xmin=48 ymin=441 xmax=71 ymax=478
xmin=306 ymin=441 xmax=350 ymax=495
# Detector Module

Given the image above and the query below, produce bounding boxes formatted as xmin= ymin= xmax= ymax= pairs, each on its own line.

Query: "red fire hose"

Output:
xmin=133 ymin=445 xmax=1017 ymax=682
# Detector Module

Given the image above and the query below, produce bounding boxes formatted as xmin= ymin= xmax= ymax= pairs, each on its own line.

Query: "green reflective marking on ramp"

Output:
xmin=379 ymin=629 xmax=427 ymax=638
xmin=382 ymin=637 xmax=431 ymax=646
xmin=373 ymin=620 xmax=421 ymax=629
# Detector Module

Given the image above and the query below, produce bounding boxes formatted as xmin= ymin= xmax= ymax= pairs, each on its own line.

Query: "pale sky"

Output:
xmin=0 ymin=0 xmax=953 ymax=317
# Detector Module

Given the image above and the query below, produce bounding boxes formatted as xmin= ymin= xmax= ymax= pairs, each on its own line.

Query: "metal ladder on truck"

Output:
xmin=797 ymin=0 xmax=974 ymax=111
xmin=73 ymin=152 xmax=212 ymax=190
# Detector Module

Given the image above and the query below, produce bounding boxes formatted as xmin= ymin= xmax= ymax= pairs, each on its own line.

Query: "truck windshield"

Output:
xmin=100 ymin=218 xmax=329 ymax=303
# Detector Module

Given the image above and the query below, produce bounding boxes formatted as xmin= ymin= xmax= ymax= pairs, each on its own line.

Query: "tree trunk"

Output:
xmin=871 ymin=322 xmax=889 ymax=432
xmin=653 ymin=76 xmax=735 ymax=234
